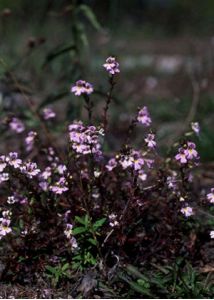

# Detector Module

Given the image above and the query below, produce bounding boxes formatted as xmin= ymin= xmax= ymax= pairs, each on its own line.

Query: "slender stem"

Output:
xmin=83 ymin=94 xmax=93 ymax=124
xmin=121 ymin=114 xmax=138 ymax=153
xmin=103 ymin=75 xmax=115 ymax=133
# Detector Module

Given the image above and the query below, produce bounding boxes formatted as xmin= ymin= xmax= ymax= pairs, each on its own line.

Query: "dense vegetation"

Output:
xmin=0 ymin=1 xmax=214 ymax=298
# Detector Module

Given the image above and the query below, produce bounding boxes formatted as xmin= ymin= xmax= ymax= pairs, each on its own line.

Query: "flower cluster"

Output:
xmin=0 ymin=152 xmax=41 ymax=183
xmin=106 ymin=150 xmax=152 ymax=182
xmin=71 ymin=80 xmax=93 ymax=96
xmin=42 ymin=107 xmax=56 ymax=120
xmin=207 ymin=188 xmax=214 ymax=203
xmin=9 ymin=117 xmax=25 ymax=133
xmin=144 ymin=133 xmax=156 ymax=149
xmin=50 ymin=177 xmax=69 ymax=194
xmin=68 ymin=121 xmax=102 ymax=157
xmin=7 ymin=193 xmax=28 ymax=205
xmin=166 ymin=174 xmax=178 ymax=191
xmin=109 ymin=213 xmax=119 ymax=227
xmin=64 ymin=223 xmax=78 ymax=250
xmin=191 ymin=122 xmax=200 ymax=135
xmin=106 ymin=158 xmax=117 ymax=171
xmin=180 ymin=206 xmax=194 ymax=217
xmin=0 ymin=55 xmax=213 ymax=287
xmin=0 ymin=210 xmax=12 ymax=239
xmin=103 ymin=56 xmax=120 ymax=75
xmin=175 ymin=142 xmax=199 ymax=164
xmin=25 ymin=131 xmax=37 ymax=152
xmin=137 ymin=106 xmax=152 ymax=127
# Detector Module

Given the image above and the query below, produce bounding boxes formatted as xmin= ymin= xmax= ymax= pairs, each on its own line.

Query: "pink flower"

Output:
xmin=6 ymin=152 xmax=22 ymax=168
xmin=167 ymin=176 xmax=177 ymax=190
xmin=7 ymin=196 xmax=17 ymax=204
xmin=175 ymin=148 xmax=188 ymax=164
xmin=21 ymin=162 xmax=40 ymax=178
xmin=64 ymin=223 xmax=78 ymax=250
xmin=0 ymin=211 xmax=12 ymax=239
xmin=69 ymin=236 xmax=78 ymax=250
xmin=137 ymin=107 xmax=152 ymax=127
xmin=191 ymin=122 xmax=200 ymax=135
xmin=181 ymin=206 xmax=194 ymax=217
xmin=133 ymin=157 xmax=144 ymax=171
xmin=39 ymin=181 xmax=49 ymax=192
xmin=50 ymin=177 xmax=68 ymax=194
xmin=0 ymin=173 xmax=9 ymax=183
xmin=106 ymin=158 xmax=117 ymax=171
xmin=175 ymin=142 xmax=199 ymax=165
xmin=25 ymin=131 xmax=37 ymax=152
xmin=207 ymin=188 xmax=214 ymax=203
xmin=144 ymin=133 xmax=156 ymax=148
xmin=9 ymin=117 xmax=25 ymax=133
xmin=145 ymin=159 xmax=154 ymax=169
xmin=57 ymin=164 xmax=67 ymax=175
xmin=40 ymin=167 xmax=52 ymax=180
xmin=0 ymin=155 xmax=7 ymax=172
xmin=184 ymin=142 xmax=198 ymax=160
xmin=210 ymin=231 xmax=214 ymax=239
xmin=71 ymin=80 xmax=93 ymax=96
xmin=119 ymin=155 xmax=133 ymax=169
xmin=42 ymin=107 xmax=56 ymax=120
xmin=68 ymin=122 xmax=102 ymax=157
xmin=64 ymin=223 xmax=73 ymax=239
xmin=103 ymin=56 xmax=120 ymax=75
xmin=109 ymin=213 xmax=119 ymax=227
xmin=138 ymin=170 xmax=147 ymax=181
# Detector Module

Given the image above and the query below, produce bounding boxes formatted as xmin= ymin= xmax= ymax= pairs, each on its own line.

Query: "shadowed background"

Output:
xmin=0 ymin=0 xmax=214 ymax=161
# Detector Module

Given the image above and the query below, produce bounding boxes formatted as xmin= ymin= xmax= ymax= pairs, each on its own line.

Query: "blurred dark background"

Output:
xmin=0 ymin=0 xmax=214 ymax=161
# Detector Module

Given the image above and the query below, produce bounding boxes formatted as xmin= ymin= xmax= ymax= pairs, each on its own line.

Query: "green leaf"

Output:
xmin=93 ymin=218 xmax=106 ymax=230
xmin=62 ymin=263 xmax=70 ymax=272
xmin=125 ymin=264 xmax=149 ymax=281
xmin=19 ymin=219 xmax=24 ymax=229
xmin=75 ymin=216 xmax=86 ymax=226
xmin=137 ymin=279 xmax=150 ymax=289
xmin=119 ymin=274 xmax=155 ymax=298
xmin=73 ymin=255 xmax=82 ymax=261
xmin=45 ymin=265 xmax=56 ymax=274
xmin=87 ymin=237 xmax=97 ymax=246
xmin=78 ymin=4 xmax=102 ymax=31
xmin=84 ymin=214 xmax=89 ymax=226
xmin=73 ymin=226 xmax=87 ymax=235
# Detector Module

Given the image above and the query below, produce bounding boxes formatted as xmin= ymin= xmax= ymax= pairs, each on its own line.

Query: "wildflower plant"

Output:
xmin=0 ymin=56 xmax=213 ymax=286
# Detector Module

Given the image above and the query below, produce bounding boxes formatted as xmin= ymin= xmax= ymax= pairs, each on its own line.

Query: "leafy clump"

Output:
xmin=0 ymin=56 xmax=213 ymax=298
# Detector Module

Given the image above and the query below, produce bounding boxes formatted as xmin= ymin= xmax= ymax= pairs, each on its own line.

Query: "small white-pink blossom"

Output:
xmin=181 ymin=206 xmax=194 ymax=217
xmin=207 ymin=188 xmax=214 ymax=203
xmin=210 ymin=231 xmax=214 ymax=239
